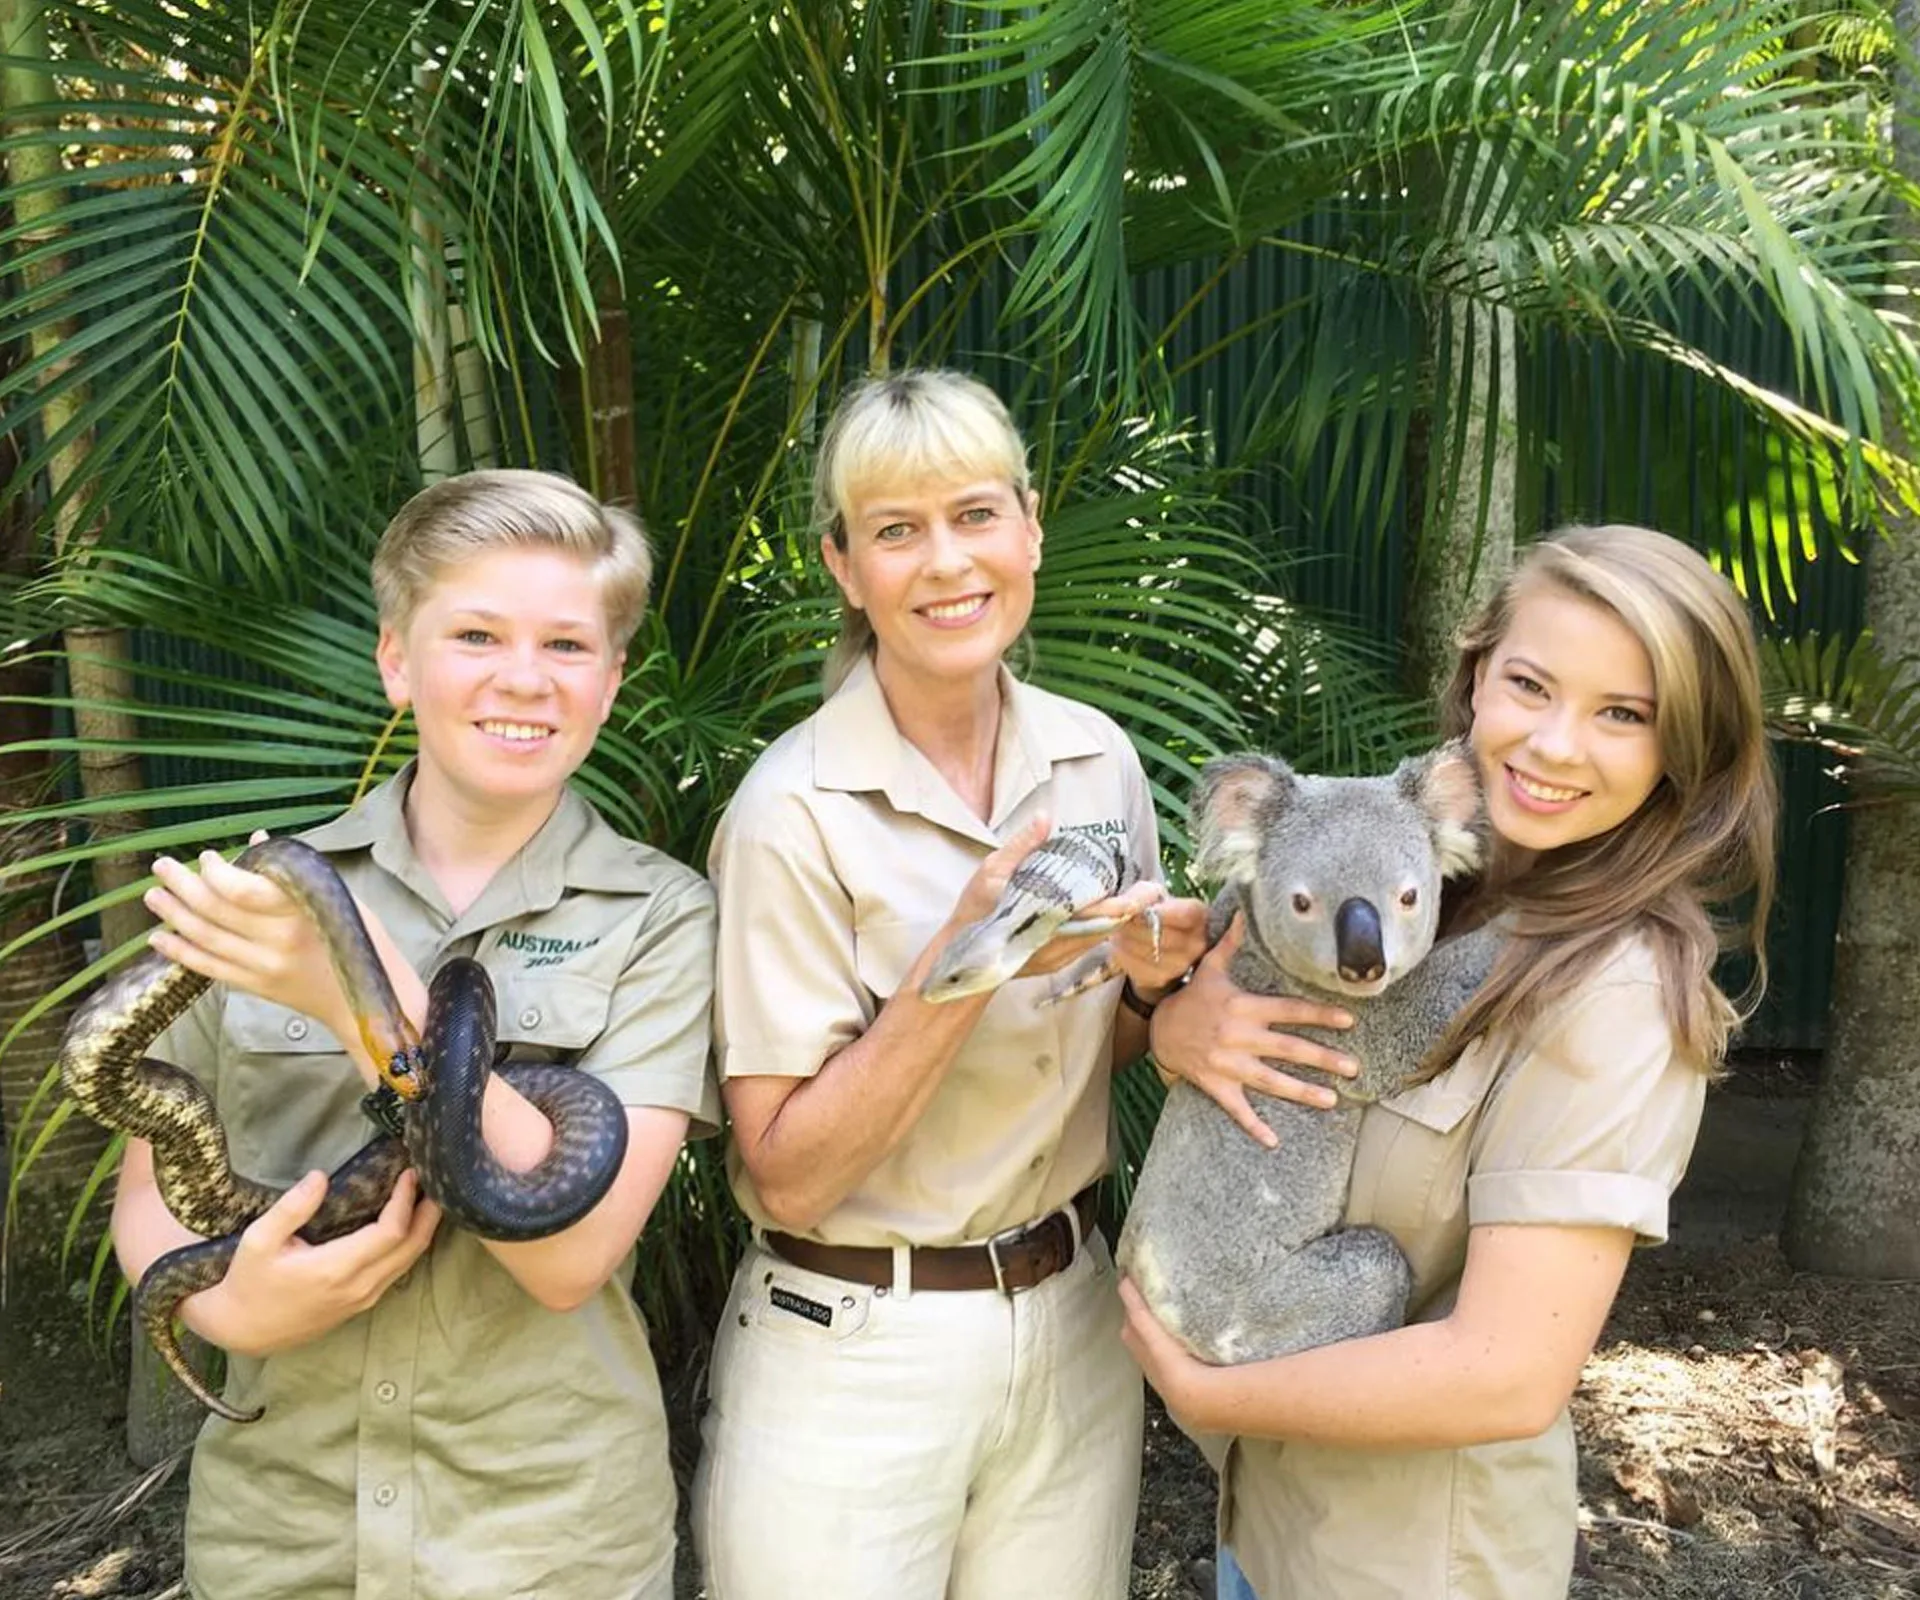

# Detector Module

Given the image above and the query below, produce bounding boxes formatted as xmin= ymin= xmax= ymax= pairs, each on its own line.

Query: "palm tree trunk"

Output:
xmin=410 ymin=58 xmax=459 ymax=483
xmin=585 ymin=264 xmax=639 ymax=509
xmin=1781 ymin=506 xmax=1920 ymax=1276
xmin=1782 ymin=0 xmax=1920 ymax=1279
xmin=1403 ymin=173 xmax=1518 ymax=700
xmin=0 ymin=426 xmax=105 ymax=1210
xmin=1 ymin=0 xmax=150 ymax=960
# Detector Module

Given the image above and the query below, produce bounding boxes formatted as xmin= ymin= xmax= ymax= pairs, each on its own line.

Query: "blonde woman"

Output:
xmin=1128 ymin=525 xmax=1779 ymax=1600
xmin=691 ymin=369 xmax=1216 ymax=1597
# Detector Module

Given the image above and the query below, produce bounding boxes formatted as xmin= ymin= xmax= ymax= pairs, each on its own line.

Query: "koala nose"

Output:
xmin=1334 ymin=897 xmax=1386 ymax=984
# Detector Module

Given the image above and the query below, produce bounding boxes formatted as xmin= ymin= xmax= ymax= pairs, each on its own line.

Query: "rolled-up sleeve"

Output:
xmin=709 ymin=789 xmax=865 ymax=1083
xmin=1466 ymin=969 xmax=1705 ymax=1245
xmin=579 ymin=876 xmax=720 ymax=1133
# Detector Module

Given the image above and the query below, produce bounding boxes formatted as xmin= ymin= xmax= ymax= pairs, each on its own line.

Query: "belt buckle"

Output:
xmin=986 ymin=1220 xmax=1034 ymax=1296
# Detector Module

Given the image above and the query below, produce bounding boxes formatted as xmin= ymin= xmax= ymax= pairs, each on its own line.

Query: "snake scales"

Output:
xmin=59 ymin=837 xmax=630 ymax=1422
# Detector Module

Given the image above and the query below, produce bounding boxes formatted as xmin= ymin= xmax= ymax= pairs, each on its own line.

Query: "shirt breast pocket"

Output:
xmin=220 ymin=994 xmax=369 ymax=1179
xmin=851 ymin=917 xmax=942 ymax=1005
xmin=1347 ymin=1046 xmax=1504 ymax=1292
xmin=489 ymin=971 xmax=616 ymax=1064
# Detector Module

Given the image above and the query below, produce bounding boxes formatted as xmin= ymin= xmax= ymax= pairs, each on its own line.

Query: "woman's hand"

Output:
xmin=1119 ymin=1276 xmax=1225 ymax=1435
xmin=1150 ymin=914 xmax=1361 ymax=1147
xmin=1084 ymin=887 xmax=1210 ymax=998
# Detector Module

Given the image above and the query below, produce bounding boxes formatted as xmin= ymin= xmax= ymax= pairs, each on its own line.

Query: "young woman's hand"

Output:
xmin=1150 ymin=914 xmax=1361 ymax=1147
xmin=183 ymin=1169 xmax=441 ymax=1358
xmin=1118 ymin=1276 xmax=1226 ymax=1436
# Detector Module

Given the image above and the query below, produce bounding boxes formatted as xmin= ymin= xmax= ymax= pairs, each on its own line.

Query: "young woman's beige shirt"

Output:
xmin=1223 ymin=936 xmax=1704 ymax=1599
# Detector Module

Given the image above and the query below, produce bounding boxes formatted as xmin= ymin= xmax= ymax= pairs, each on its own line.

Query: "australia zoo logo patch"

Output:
xmin=1061 ymin=818 xmax=1127 ymax=844
xmin=498 ymin=930 xmax=603 ymax=969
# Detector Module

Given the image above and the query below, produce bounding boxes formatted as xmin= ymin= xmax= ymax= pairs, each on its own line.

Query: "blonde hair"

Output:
xmin=372 ymin=469 xmax=652 ymax=649
xmin=813 ymin=369 xmax=1031 ymax=692
xmin=1427 ymin=524 xmax=1778 ymax=1077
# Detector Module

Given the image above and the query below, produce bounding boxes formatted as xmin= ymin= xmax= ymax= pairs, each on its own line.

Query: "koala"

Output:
xmin=1116 ymin=743 xmax=1501 ymax=1366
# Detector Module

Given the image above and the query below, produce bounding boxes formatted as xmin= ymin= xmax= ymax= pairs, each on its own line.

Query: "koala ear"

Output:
xmin=1395 ymin=740 xmax=1484 ymax=878
xmin=1193 ymin=755 xmax=1294 ymax=883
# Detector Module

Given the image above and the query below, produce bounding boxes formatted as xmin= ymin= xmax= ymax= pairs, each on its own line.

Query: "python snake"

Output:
xmin=59 ymin=837 xmax=630 ymax=1423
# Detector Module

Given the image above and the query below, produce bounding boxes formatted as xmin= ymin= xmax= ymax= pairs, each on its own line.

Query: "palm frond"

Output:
xmin=1763 ymin=629 xmax=1920 ymax=798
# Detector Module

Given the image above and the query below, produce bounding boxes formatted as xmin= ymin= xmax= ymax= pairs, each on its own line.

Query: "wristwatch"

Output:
xmin=1121 ymin=965 xmax=1195 ymax=1021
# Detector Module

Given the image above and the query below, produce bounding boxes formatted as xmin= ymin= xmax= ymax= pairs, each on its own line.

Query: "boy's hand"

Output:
xmin=184 ymin=1169 xmax=440 ymax=1358
xmin=146 ymin=833 xmax=367 ymax=1043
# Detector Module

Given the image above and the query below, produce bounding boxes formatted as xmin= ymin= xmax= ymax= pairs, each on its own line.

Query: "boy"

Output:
xmin=113 ymin=469 xmax=716 ymax=1600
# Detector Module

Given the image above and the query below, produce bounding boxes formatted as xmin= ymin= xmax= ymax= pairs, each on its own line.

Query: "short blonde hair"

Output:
xmin=813 ymin=369 xmax=1031 ymax=689
xmin=372 ymin=469 xmax=652 ymax=648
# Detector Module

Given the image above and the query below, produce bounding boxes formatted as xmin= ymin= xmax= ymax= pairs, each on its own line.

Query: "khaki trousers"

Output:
xmin=693 ymin=1230 xmax=1143 ymax=1599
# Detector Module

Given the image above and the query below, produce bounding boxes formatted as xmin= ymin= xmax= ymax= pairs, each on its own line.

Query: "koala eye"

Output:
xmin=1290 ymin=891 xmax=1314 ymax=916
xmin=1399 ymin=887 xmax=1419 ymax=910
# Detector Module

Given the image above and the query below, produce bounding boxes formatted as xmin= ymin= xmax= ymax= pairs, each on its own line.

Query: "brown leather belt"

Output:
xmin=764 ymin=1186 xmax=1100 ymax=1295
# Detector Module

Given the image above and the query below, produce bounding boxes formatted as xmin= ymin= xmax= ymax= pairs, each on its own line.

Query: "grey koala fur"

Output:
xmin=1116 ymin=744 xmax=1501 ymax=1366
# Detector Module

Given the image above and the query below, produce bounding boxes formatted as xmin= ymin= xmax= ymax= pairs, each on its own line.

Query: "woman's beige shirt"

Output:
xmin=709 ymin=655 xmax=1160 ymax=1246
xmin=1227 ymin=936 xmax=1706 ymax=1600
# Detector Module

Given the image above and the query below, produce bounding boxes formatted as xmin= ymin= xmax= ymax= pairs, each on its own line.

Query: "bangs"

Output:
xmin=820 ymin=372 xmax=1028 ymax=532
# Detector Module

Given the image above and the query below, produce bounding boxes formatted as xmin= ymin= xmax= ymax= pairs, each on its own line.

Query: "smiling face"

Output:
xmin=1469 ymin=578 xmax=1664 ymax=855
xmin=376 ymin=546 xmax=624 ymax=817
xmin=820 ymin=474 xmax=1042 ymax=693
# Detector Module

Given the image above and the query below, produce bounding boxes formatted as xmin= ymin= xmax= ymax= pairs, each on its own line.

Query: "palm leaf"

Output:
xmin=1763 ymin=629 xmax=1920 ymax=798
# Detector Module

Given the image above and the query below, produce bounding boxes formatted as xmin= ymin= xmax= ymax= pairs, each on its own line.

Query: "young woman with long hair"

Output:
xmin=1128 ymin=525 xmax=1778 ymax=1600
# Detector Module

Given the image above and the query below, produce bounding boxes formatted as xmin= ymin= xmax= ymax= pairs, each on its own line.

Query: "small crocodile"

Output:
xmin=921 ymin=829 xmax=1159 ymax=1003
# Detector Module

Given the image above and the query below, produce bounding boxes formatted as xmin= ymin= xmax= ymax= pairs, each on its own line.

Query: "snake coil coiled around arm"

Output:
xmin=59 ymin=837 xmax=630 ymax=1423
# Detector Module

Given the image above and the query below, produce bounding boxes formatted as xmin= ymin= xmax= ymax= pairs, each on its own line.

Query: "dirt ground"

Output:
xmin=2 ymin=1060 xmax=1916 ymax=1600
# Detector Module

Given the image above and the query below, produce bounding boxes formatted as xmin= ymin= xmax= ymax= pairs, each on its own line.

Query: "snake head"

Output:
xmin=359 ymin=1017 xmax=430 ymax=1102
xmin=385 ymin=1042 xmax=431 ymax=1100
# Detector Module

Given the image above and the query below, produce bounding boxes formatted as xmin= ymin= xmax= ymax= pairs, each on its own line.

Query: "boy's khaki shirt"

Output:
xmin=156 ymin=768 xmax=718 ymax=1600
xmin=1223 ymin=938 xmax=1706 ymax=1600
xmin=709 ymin=655 xmax=1160 ymax=1246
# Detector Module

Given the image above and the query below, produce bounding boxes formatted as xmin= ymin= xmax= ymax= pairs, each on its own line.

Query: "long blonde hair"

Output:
xmin=1426 ymin=525 xmax=1778 ymax=1077
xmin=812 ymin=369 xmax=1032 ymax=693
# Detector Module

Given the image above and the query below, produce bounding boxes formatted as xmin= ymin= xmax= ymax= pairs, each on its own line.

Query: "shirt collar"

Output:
xmin=301 ymin=761 xmax=664 ymax=934
xmin=810 ymin=654 xmax=1105 ymax=843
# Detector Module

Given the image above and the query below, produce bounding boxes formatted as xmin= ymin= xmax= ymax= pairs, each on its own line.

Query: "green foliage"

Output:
xmin=2 ymin=0 xmax=1914 ymax=1348
xmin=1764 ymin=629 xmax=1920 ymax=799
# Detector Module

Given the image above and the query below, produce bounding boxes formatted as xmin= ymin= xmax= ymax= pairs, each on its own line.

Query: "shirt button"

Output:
xmin=1035 ymin=1053 xmax=1054 ymax=1071
xmin=518 ymin=1005 xmax=542 ymax=1029
xmin=1029 ymin=1155 xmax=1046 ymax=1172
xmin=394 ymin=1270 xmax=413 ymax=1291
xmin=284 ymin=1017 xmax=309 ymax=1041
xmin=373 ymin=1483 xmax=397 ymax=1507
xmin=375 ymin=1380 xmax=398 ymax=1404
